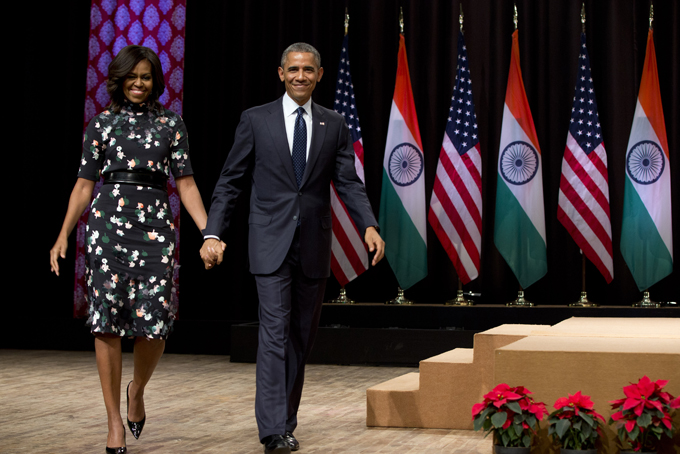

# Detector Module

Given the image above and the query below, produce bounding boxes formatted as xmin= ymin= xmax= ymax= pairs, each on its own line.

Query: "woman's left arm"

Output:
xmin=175 ymin=175 xmax=208 ymax=231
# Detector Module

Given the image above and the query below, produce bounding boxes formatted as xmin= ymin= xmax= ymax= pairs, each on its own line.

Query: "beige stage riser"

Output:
xmin=367 ymin=325 xmax=550 ymax=430
xmin=495 ymin=335 xmax=680 ymax=454
xmin=367 ymin=318 xmax=680 ymax=454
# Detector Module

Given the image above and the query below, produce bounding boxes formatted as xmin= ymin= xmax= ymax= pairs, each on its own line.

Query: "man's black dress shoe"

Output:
xmin=262 ymin=434 xmax=292 ymax=454
xmin=284 ymin=431 xmax=299 ymax=451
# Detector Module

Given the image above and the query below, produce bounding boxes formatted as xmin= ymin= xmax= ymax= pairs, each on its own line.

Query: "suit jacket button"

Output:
xmin=293 ymin=215 xmax=298 ymax=221
xmin=298 ymin=191 xmax=302 ymax=196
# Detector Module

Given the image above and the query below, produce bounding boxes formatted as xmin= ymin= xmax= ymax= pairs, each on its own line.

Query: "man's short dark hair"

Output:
xmin=280 ymin=42 xmax=321 ymax=69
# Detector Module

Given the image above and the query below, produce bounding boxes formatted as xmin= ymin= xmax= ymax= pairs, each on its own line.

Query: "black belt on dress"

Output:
xmin=103 ymin=171 xmax=168 ymax=190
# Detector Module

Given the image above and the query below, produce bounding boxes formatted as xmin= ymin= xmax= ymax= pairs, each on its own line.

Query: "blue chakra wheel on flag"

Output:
xmin=626 ymin=140 xmax=665 ymax=185
xmin=500 ymin=141 xmax=539 ymax=185
xmin=388 ymin=142 xmax=424 ymax=187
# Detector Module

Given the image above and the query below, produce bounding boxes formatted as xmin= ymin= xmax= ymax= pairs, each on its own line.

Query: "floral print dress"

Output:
xmin=78 ymin=101 xmax=192 ymax=339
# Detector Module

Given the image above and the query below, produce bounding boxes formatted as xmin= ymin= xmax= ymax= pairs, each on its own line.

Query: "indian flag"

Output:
xmin=379 ymin=34 xmax=427 ymax=290
xmin=621 ymin=28 xmax=673 ymax=291
xmin=493 ymin=30 xmax=547 ymax=289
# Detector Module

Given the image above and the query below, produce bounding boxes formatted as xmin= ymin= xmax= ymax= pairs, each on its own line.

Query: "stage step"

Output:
xmin=366 ymin=323 xmax=549 ymax=429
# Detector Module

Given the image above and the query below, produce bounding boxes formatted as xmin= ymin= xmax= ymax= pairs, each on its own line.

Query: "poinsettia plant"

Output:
xmin=608 ymin=375 xmax=680 ymax=452
xmin=548 ymin=391 xmax=605 ymax=450
xmin=472 ymin=383 xmax=547 ymax=448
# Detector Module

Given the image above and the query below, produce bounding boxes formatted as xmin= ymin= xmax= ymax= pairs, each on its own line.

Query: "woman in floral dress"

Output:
xmin=50 ymin=45 xmax=218 ymax=453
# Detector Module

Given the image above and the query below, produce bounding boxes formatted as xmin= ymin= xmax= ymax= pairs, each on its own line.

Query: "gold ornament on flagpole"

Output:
xmin=344 ymin=7 xmax=349 ymax=36
xmin=513 ymin=3 xmax=518 ymax=30
xmin=328 ymin=286 xmax=355 ymax=304
xmin=399 ymin=7 xmax=404 ymax=34
xmin=649 ymin=2 xmax=654 ymax=29
xmin=386 ymin=287 xmax=413 ymax=305
xmin=633 ymin=290 xmax=660 ymax=308
xmin=581 ymin=3 xmax=586 ymax=33
xmin=459 ymin=4 xmax=464 ymax=33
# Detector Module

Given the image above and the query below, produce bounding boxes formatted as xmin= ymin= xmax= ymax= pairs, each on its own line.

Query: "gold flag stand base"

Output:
xmin=506 ymin=290 xmax=534 ymax=307
xmin=446 ymin=289 xmax=474 ymax=306
xmin=569 ymin=291 xmax=598 ymax=307
xmin=386 ymin=287 xmax=413 ymax=305
xmin=633 ymin=291 xmax=660 ymax=308
xmin=328 ymin=287 xmax=355 ymax=304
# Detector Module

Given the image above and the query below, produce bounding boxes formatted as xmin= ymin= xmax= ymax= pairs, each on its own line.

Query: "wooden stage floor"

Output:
xmin=0 ymin=350 xmax=490 ymax=454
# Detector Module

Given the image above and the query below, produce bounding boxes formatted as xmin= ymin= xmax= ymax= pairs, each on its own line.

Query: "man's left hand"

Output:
xmin=364 ymin=227 xmax=385 ymax=266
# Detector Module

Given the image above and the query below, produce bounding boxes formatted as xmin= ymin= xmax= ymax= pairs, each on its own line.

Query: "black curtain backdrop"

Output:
xmin=23 ymin=0 xmax=678 ymax=331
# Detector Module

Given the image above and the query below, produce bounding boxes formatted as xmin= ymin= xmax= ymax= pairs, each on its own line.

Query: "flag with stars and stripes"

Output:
xmin=557 ymin=33 xmax=613 ymax=283
xmin=493 ymin=29 xmax=547 ymax=289
xmin=621 ymin=28 xmax=673 ymax=291
xmin=330 ymin=33 xmax=369 ymax=287
xmin=428 ymin=31 xmax=482 ymax=284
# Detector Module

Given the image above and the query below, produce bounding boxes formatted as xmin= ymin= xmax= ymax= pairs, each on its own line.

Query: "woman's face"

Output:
xmin=123 ymin=59 xmax=153 ymax=103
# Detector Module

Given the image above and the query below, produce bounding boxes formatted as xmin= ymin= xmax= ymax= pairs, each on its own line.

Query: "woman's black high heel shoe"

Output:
xmin=105 ymin=425 xmax=127 ymax=453
xmin=126 ymin=380 xmax=146 ymax=439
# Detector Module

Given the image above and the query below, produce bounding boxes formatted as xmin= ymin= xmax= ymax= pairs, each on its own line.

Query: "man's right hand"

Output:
xmin=200 ymin=238 xmax=227 ymax=270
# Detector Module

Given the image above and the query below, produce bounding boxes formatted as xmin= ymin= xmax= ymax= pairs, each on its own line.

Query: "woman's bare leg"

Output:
xmin=94 ymin=334 xmax=125 ymax=448
xmin=127 ymin=337 xmax=165 ymax=423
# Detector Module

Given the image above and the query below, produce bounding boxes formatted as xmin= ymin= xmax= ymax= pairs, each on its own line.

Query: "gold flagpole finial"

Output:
xmin=513 ymin=3 xmax=518 ymax=30
xmin=649 ymin=2 xmax=654 ymax=29
xmin=399 ymin=7 xmax=404 ymax=34
xmin=344 ymin=7 xmax=349 ymax=35
xmin=459 ymin=4 xmax=464 ymax=33
xmin=581 ymin=3 xmax=586 ymax=33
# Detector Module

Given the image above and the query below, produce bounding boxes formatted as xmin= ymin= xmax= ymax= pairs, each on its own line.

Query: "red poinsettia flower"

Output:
xmin=671 ymin=395 xmax=680 ymax=409
xmin=621 ymin=375 xmax=665 ymax=416
xmin=553 ymin=391 xmax=594 ymax=415
xmin=483 ymin=383 xmax=523 ymax=409
xmin=529 ymin=400 xmax=548 ymax=420
xmin=471 ymin=402 xmax=487 ymax=416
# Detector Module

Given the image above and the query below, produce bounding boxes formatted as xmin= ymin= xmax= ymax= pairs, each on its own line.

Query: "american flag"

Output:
xmin=557 ymin=33 xmax=613 ymax=283
xmin=331 ymin=33 xmax=369 ymax=287
xmin=428 ymin=31 xmax=482 ymax=284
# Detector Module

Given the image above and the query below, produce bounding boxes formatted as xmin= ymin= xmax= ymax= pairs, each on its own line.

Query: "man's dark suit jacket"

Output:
xmin=204 ymin=96 xmax=377 ymax=278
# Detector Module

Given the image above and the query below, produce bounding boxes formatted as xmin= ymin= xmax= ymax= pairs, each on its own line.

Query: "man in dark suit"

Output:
xmin=200 ymin=42 xmax=384 ymax=454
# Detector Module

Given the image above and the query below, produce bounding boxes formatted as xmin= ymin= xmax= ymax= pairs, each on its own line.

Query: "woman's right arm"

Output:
xmin=49 ymin=178 xmax=96 ymax=276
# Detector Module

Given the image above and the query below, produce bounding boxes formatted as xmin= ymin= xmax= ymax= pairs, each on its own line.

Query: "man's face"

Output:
xmin=278 ymin=52 xmax=324 ymax=106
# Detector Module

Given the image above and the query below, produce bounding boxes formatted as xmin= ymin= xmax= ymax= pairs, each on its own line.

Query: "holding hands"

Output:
xmin=200 ymin=238 xmax=227 ymax=270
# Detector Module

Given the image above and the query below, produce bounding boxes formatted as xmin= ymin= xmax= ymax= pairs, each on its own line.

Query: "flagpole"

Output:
xmin=443 ymin=4 xmax=474 ymax=307
xmin=386 ymin=6 xmax=415 ymax=306
xmin=504 ymin=3 xmax=536 ymax=308
xmin=327 ymin=7 xmax=359 ymax=305
xmin=630 ymin=2 xmax=661 ymax=311
xmin=566 ymin=5 xmax=598 ymax=308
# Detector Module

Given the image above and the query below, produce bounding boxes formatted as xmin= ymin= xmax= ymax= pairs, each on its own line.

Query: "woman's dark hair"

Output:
xmin=107 ymin=45 xmax=165 ymax=113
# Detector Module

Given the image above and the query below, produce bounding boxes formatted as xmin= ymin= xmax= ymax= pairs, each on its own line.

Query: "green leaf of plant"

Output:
xmin=473 ymin=416 xmax=484 ymax=431
xmin=580 ymin=412 xmax=594 ymax=427
xmin=636 ymin=412 xmax=652 ymax=428
xmin=491 ymin=411 xmax=507 ymax=429
xmin=573 ymin=419 xmax=582 ymax=431
xmin=506 ymin=401 xmax=522 ymax=414
xmin=522 ymin=434 xmax=531 ymax=448
xmin=581 ymin=422 xmax=592 ymax=439
xmin=555 ymin=419 xmax=571 ymax=438
xmin=513 ymin=423 xmax=523 ymax=437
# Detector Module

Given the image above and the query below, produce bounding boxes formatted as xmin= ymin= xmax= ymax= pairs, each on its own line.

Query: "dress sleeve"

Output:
xmin=169 ymin=116 xmax=193 ymax=178
xmin=77 ymin=116 xmax=106 ymax=181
